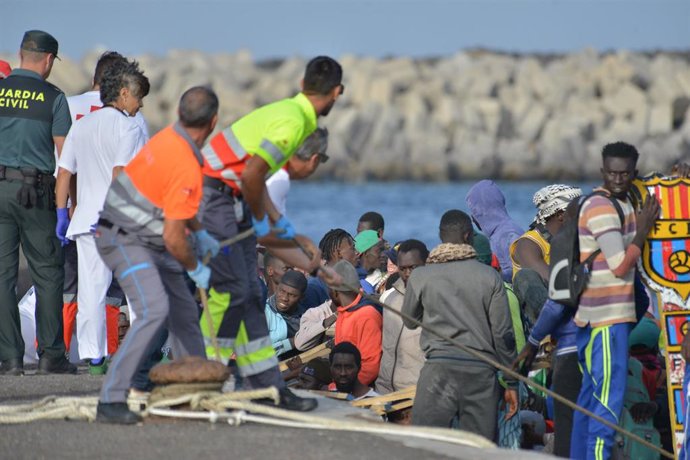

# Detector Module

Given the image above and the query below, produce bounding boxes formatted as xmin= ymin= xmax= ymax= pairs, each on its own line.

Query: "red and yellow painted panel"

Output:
xmin=634 ymin=174 xmax=690 ymax=457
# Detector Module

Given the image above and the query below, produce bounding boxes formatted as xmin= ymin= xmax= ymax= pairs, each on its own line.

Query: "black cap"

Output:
xmin=21 ymin=30 xmax=59 ymax=59
xmin=280 ymin=270 xmax=308 ymax=294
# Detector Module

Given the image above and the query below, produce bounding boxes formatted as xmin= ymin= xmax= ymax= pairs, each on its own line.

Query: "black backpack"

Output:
xmin=548 ymin=192 xmax=625 ymax=309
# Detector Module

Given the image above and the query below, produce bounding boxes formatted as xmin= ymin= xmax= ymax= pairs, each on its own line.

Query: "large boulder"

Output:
xmin=447 ymin=130 xmax=497 ymax=179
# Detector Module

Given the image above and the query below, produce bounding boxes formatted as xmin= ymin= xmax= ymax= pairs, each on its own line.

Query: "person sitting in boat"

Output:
xmin=356 ymin=211 xmax=385 ymax=240
xmin=266 ymin=270 xmax=308 ymax=358
xmin=294 ymin=357 xmax=332 ymax=391
xmin=329 ymin=260 xmax=382 ymax=386
xmin=354 ymin=230 xmax=384 ymax=293
xmin=330 ymin=342 xmax=379 ymax=400
xmin=262 ymin=251 xmax=291 ymax=299
xmin=299 ymin=228 xmax=360 ymax=312
xmin=510 ymin=184 xmax=582 ymax=325
xmin=375 ymin=239 xmax=428 ymax=395
xmin=357 ymin=211 xmax=391 ymax=274
xmin=294 ymin=229 xmax=372 ymax=352
xmin=465 ymin=180 xmax=523 ymax=282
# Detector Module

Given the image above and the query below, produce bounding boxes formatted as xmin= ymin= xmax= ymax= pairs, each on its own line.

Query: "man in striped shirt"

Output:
xmin=571 ymin=142 xmax=659 ymax=460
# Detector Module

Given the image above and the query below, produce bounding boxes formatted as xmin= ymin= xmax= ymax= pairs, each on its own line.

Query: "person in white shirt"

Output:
xmin=67 ymin=51 xmax=149 ymax=138
xmin=266 ymin=127 xmax=329 ymax=216
xmin=55 ymin=57 xmax=149 ymax=374
xmin=61 ymin=51 xmax=151 ymax=362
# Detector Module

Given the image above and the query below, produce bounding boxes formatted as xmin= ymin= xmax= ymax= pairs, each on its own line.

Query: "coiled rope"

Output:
xmin=0 ymin=387 xmax=494 ymax=451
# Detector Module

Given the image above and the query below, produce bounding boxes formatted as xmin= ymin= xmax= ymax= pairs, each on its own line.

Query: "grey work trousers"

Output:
xmin=95 ymin=226 xmax=205 ymax=403
xmin=412 ymin=361 xmax=501 ymax=442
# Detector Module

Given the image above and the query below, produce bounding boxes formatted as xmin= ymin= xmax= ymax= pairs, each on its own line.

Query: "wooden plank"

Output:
xmin=308 ymin=390 xmax=351 ymax=400
xmin=278 ymin=339 xmax=334 ymax=372
xmin=388 ymin=399 xmax=414 ymax=412
xmin=350 ymin=386 xmax=416 ymax=407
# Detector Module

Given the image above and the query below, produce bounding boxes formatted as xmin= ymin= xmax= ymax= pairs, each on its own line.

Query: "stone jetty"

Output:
xmin=3 ymin=48 xmax=689 ymax=180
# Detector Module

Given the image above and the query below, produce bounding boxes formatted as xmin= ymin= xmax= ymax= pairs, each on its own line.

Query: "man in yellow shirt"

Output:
xmin=510 ymin=184 xmax=582 ymax=324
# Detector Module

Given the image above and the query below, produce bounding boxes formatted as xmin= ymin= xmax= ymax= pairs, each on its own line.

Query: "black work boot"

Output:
xmin=259 ymin=388 xmax=318 ymax=412
xmin=96 ymin=402 xmax=142 ymax=425
xmin=0 ymin=358 xmax=24 ymax=376
xmin=36 ymin=356 xmax=77 ymax=375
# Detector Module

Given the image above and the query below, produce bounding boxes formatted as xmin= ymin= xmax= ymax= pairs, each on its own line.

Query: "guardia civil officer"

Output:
xmin=0 ymin=31 xmax=75 ymax=375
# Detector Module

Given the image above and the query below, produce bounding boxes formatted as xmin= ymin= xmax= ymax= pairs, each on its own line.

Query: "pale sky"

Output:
xmin=2 ymin=0 xmax=689 ymax=60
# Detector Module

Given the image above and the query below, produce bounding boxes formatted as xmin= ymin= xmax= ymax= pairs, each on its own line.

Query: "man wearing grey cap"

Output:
xmin=329 ymin=259 xmax=382 ymax=386
xmin=0 ymin=30 xmax=74 ymax=375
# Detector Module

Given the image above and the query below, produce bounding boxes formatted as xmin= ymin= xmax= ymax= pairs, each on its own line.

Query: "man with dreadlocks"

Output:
xmin=300 ymin=228 xmax=360 ymax=311
xmin=510 ymin=184 xmax=582 ymax=324
xmin=402 ymin=210 xmax=518 ymax=440
xmin=294 ymin=228 xmax=367 ymax=351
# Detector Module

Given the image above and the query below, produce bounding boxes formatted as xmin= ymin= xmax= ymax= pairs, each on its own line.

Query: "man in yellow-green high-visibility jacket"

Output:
xmin=199 ymin=56 xmax=344 ymax=411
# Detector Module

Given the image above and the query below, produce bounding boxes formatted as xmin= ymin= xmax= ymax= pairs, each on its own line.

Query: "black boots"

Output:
xmin=259 ymin=388 xmax=318 ymax=412
xmin=96 ymin=402 xmax=142 ymax=425
xmin=0 ymin=358 xmax=24 ymax=376
xmin=36 ymin=356 xmax=77 ymax=375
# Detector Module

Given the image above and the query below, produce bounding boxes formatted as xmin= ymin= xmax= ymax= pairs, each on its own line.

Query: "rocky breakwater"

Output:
xmin=5 ymin=48 xmax=690 ymax=181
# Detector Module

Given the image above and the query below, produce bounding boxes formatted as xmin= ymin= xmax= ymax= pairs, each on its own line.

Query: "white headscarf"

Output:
xmin=533 ymin=184 xmax=583 ymax=225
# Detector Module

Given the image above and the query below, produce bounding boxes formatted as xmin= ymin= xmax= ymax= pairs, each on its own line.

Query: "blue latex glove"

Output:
xmin=187 ymin=261 xmax=211 ymax=290
xmin=90 ymin=222 xmax=98 ymax=234
xmin=273 ymin=215 xmax=296 ymax=240
xmin=56 ymin=208 xmax=70 ymax=246
xmin=274 ymin=338 xmax=293 ymax=357
xmin=194 ymin=229 xmax=220 ymax=259
xmin=251 ymin=214 xmax=271 ymax=238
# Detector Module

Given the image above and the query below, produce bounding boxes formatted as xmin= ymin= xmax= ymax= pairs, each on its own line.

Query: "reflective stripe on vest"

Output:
xmin=259 ymin=138 xmax=286 ymax=165
xmin=220 ymin=168 xmax=241 ymax=183
xmin=104 ymin=173 xmax=164 ymax=236
xmin=202 ymin=144 xmax=223 ymax=170
xmin=202 ymin=127 xmax=246 ymax=171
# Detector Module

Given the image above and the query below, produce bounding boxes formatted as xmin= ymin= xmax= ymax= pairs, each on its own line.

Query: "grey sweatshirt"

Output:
xmin=401 ymin=258 xmax=517 ymax=383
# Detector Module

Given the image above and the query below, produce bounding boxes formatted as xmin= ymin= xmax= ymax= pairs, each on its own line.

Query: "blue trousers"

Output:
xmin=571 ymin=323 xmax=630 ymax=460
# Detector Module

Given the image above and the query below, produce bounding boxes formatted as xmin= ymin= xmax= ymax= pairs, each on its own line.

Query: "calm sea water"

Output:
xmin=287 ymin=181 xmax=599 ymax=248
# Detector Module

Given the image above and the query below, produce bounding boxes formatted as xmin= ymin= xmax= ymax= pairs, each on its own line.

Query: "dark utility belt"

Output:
xmin=98 ymin=218 xmax=128 ymax=236
xmin=0 ymin=165 xmax=50 ymax=182
xmin=203 ymin=176 xmax=241 ymax=198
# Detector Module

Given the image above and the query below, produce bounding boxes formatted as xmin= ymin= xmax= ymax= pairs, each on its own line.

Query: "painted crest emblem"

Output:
xmin=633 ymin=174 xmax=690 ymax=456
xmin=635 ymin=175 xmax=690 ymax=309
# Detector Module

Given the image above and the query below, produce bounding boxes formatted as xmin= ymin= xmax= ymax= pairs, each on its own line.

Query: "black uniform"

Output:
xmin=0 ymin=68 xmax=71 ymax=363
